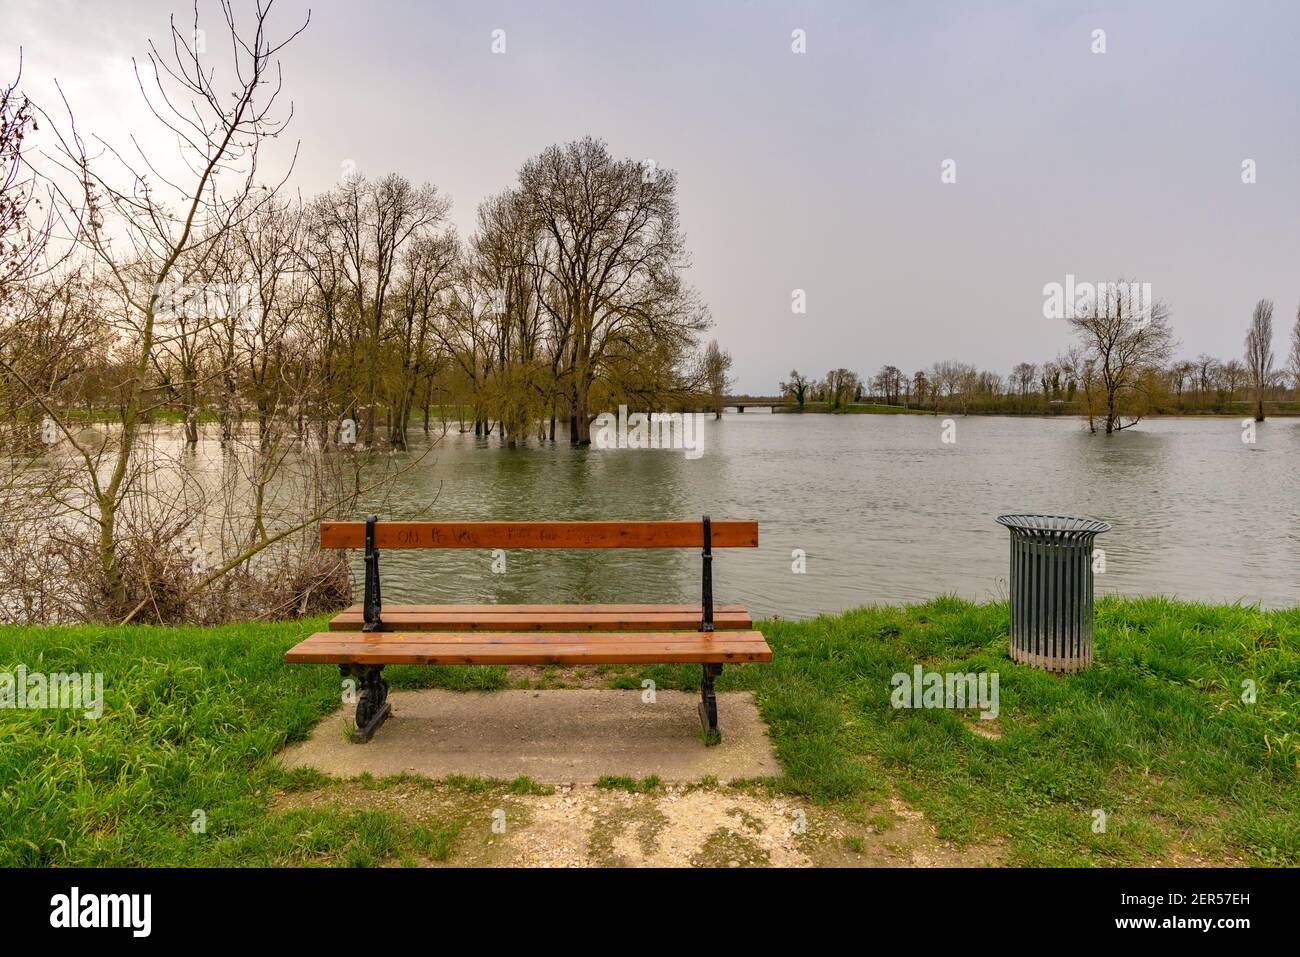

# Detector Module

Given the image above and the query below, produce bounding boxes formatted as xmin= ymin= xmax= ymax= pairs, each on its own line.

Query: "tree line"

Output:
xmin=3 ymin=138 xmax=723 ymax=451
xmin=783 ymin=289 xmax=1300 ymax=432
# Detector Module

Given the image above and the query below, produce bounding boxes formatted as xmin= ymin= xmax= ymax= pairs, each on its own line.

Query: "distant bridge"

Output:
xmin=691 ymin=395 xmax=795 ymax=413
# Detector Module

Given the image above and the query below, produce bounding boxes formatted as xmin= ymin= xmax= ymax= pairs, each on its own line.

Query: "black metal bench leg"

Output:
xmin=698 ymin=663 xmax=722 ymax=741
xmin=343 ymin=664 xmax=391 ymax=743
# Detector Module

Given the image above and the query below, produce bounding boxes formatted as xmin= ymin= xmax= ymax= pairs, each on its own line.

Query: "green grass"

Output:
xmin=0 ymin=619 xmax=504 ymax=866
xmin=2 ymin=596 xmax=1296 ymax=866
xmin=784 ymin=402 xmax=931 ymax=415
xmin=840 ymin=403 xmax=932 ymax=415
xmin=594 ymin=774 xmax=662 ymax=793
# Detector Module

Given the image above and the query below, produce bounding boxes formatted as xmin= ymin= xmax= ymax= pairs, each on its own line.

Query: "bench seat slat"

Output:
xmin=297 ymin=631 xmax=769 ymax=647
xmin=285 ymin=631 xmax=773 ymax=665
xmin=328 ymin=603 xmax=752 ymax=632
xmin=320 ymin=520 xmax=758 ymax=550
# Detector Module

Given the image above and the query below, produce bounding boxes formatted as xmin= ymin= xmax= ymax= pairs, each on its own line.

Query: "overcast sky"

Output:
xmin=6 ymin=0 xmax=1299 ymax=393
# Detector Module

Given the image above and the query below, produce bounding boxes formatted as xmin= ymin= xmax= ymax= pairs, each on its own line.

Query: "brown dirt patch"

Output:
xmin=272 ymin=778 xmax=1004 ymax=868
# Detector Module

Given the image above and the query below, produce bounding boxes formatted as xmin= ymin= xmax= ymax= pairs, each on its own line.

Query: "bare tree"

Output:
xmin=1193 ymin=353 xmax=1219 ymax=409
xmin=911 ymin=369 xmax=930 ymax=409
xmin=930 ymin=361 xmax=957 ymax=412
xmin=929 ymin=360 xmax=975 ymax=413
xmin=1218 ymin=358 xmax=1245 ymax=405
xmin=781 ymin=369 xmax=810 ymax=410
xmin=1245 ymin=298 xmax=1274 ymax=422
xmin=316 ymin=172 xmax=449 ymax=444
xmin=519 ymin=137 xmax=704 ymax=444
xmin=0 ymin=54 xmax=55 ymax=309
xmin=233 ymin=197 xmax=306 ymax=448
xmin=1066 ymin=280 xmax=1174 ymax=433
xmin=872 ymin=364 xmax=903 ymax=405
xmin=823 ymin=368 xmax=859 ymax=410
xmin=1011 ymin=361 xmax=1037 ymax=411
xmin=1169 ymin=360 xmax=1195 ymax=411
xmin=1288 ymin=302 xmax=1300 ymax=393
xmin=9 ymin=2 xmax=309 ymax=617
xmin=471 ymin=188 xmax=551 ymax=446
xmin=391 ymin=230 xmax=456 ymax=445
xmin=1056 ymin=347 xmax=1097 ymax=431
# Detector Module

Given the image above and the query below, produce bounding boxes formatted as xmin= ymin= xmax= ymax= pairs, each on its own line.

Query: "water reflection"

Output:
xmin=120 ymin=413 xmax=1300 ymax=616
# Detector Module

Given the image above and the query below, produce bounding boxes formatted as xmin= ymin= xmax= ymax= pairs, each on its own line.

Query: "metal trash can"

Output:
xmin=996 ymin=514 xmax=1111 ymax=672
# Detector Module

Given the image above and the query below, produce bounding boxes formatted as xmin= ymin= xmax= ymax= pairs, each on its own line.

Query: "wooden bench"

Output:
xmin=285 ymin=517 xmax=769 ymax=742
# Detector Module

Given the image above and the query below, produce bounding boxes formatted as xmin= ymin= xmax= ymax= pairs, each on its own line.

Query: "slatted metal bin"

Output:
xmin=996 ymin=514 xmax=1111 ymax=672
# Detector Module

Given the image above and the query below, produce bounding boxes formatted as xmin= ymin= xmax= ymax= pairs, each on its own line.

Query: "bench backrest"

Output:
xmin=320 ymin=520 xmax=759 ymax=550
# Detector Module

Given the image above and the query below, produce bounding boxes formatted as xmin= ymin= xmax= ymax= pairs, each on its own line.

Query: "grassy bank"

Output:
xmin=1 ymin=597 xmax=1296 ymax=866
xmin=778 ymin=401 xmax=1300 ymax=417
xmin=778 ymin=402 xmax=931 ymax=414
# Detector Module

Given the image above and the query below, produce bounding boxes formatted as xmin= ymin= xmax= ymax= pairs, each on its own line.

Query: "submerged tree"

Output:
xmin=1245 ymin=298 xmax=1274 ymax=423
xmin=1066 ymin=279 xmax=1174 ymax=433
xmin=702 ymin=339 xmax=732 ymax=419
xmin=1287 ymin=302 xmax=1300 ymax=394
xmin=519 ymin=137 xmax=704 ymax=443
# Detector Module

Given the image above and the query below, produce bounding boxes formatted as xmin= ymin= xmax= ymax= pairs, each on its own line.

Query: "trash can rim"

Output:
xmin=996 ymin=513 xmax=1111 ymax=535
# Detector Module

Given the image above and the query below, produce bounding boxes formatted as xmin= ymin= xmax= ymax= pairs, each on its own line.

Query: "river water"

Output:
xmin=247 ymin=411 xmax=1294 ymax=618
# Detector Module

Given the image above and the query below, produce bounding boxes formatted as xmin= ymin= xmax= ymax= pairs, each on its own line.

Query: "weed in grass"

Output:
xmin=508 ymin=776 xmax=555 ymax=796
xmin=689 ymin=827 xmax=770 ymax=867
xmin=408 ymin=822 xmax=463 ymax=862
xmin=443 ymin=775 xmax=497 ymax=793
xmin=586 ymin=800 xmax=669 ymax=865
xmin=594 ymin=774 xmax=661 ymax=793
